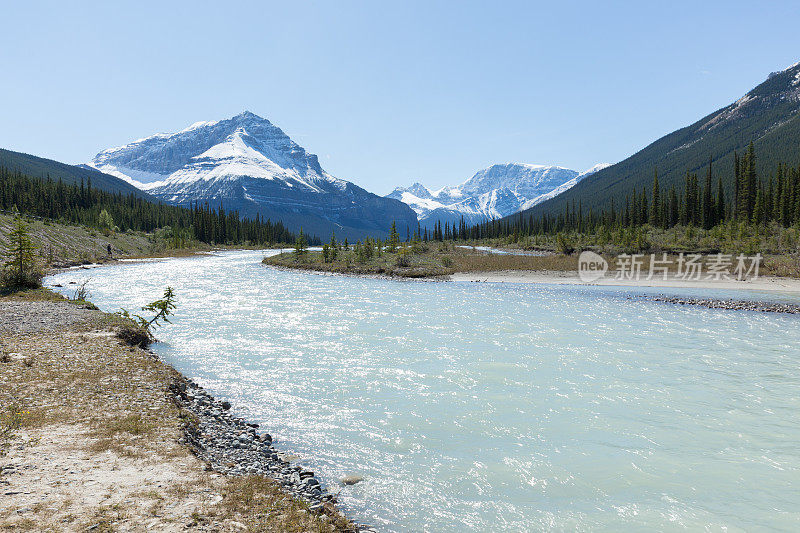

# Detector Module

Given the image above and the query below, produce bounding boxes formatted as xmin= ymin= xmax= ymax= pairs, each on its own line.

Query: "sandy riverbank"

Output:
xmin=449 ymin=270 xmax=800 ymax=294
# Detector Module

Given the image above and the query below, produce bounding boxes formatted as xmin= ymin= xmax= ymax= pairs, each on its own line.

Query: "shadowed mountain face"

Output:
xmin=388 ymin=163 xmax=609 ymax=228
xmin=89 ymin=111 xmax=417 ymax=239
xmin=521 ymin=62 xmax=800 ymax=219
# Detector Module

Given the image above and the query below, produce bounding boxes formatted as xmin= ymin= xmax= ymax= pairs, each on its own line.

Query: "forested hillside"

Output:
xmin=522 ymin=62 xmax=800 ymax=219
xmin=0 ymin=148 xmax=151 ymax=198
xmin=0 ymin=167 xmax=316 ymax=246
xmin=460 ymin=143 xmax=800 ymax=262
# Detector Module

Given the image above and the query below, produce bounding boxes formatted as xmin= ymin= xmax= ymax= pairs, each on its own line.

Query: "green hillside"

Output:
xmin=0 ymin=148 xmax=152 ymax=199
xmin=523 ymin=62 xmax=800 ymax=218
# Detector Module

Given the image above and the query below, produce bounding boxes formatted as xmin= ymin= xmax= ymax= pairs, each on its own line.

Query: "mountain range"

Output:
xmin=387 ymin=163 xmax=609 ymax=227
xmin=5 ymin=62 xmax=800 ymax=240
xmin=87 ymin=111 xmax=417 ymax=239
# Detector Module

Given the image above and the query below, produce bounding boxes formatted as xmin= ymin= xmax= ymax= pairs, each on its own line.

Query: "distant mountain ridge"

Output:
xmin=519 ymin=62 xmax=800 ymax=220
xmin=88 ymin=111 xmax=417 ymax=239
xmin=0 ymin=148 xmax=152 ymax=199
xmin=388 ymin=163 xmax=609 ymax=227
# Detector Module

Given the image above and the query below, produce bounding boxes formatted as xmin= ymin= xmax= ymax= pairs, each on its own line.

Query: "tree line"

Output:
xmin=463 ymin=142 xmax=800 ymax=240
xmin=385 ymin=142 xmax=800 ymax=244
xmin=0 ymin=166 xmax=320 ymax=246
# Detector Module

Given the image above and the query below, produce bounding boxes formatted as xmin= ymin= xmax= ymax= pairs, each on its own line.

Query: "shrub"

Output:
xmin=355 ymin=240 xmax=374 ymax=263
xmin=555 ymin=233 xmax=574 ymax=255
xmin=72 ymin=279 xmax=91 ymax=301
xmin=0 ymin=266 xmax=43 ymax=290
xmin=116 ymin=287 xmax=176 ymax=348
xmin=395 ymin=249 xmax=411 ymax=267
xmin=98 ymin=209 xmax=119 ymax=235
xmin=117 ymin=326 xmax=153 ymax=348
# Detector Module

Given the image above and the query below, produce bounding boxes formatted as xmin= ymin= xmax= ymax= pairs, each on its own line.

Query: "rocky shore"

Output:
xmin=169 ymin=379 xmax=376 ymax=529
xmin=639 ymin=295 xmax=800 ymax=314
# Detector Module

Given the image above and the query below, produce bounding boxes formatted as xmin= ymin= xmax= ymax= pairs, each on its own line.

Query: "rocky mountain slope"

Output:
xmin=89 ymin=112 xmax=417 ymax=239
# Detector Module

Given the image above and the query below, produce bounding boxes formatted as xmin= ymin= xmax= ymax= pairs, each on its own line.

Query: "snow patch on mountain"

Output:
xmin=89 ymin=111 xmax=348 ymax=196
xmin=88 ymin=111 xmax=417 ymax=238
xmin=388 ymin=162 xmax=610 ymax=226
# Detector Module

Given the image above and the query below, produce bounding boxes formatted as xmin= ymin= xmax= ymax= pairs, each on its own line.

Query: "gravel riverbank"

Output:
xmin=638 ymin=295 xmax=800 ymax=314
xmin=170 ymin=379 xmax=376 ymax=530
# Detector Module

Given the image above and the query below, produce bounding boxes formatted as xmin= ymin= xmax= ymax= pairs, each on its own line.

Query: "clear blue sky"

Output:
xmin=2 ymin=1 xmax=799 ymax=194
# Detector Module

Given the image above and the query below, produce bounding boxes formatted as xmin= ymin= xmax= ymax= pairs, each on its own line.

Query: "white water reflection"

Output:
xmin=46 ymin=250 xmax=800 ymax=531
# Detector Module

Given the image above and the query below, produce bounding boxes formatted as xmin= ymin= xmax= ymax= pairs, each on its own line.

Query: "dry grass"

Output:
xmin=0 ymin=287 xmax=68 ymax=301
xmin=761 ymin=254 xmax=800 ymax=277
xmin=1 ymin=400 xmax=48 ymax=454
xmin=451 ymin=250 xmax=577 ymax=273
xmin=216 ymin=476 xmax=356 ymax=533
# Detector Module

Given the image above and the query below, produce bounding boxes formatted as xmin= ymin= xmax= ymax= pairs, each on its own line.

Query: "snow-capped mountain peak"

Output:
xmin=388 ymin=162 xmax=610 ymax=227
xmin=89 ymin=111 xmax=333 ymax=191
xmin=88 ymin=112 xmax=417 ymax=239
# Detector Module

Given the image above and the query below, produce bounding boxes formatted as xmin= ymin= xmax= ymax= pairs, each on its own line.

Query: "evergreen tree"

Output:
xmin=1 ymin=215 xmax=41 ymax=289
xmin=294 ymin=228 xmax=308 ymax=258
xmin=328 ymin=232 xmax=338 ymax=261
xmin=649 ymin=170 xmax=660 ymax=226
xmin=702 ymin=157 xmax=713 ymax=229
xmin=668 ymin=185 xmax=678 ymax=227
xmin=716 ymin=176 xmax=725 ymax=223
xmin=746 ymin=141 xmax=757 ymax=219
xmin=752 ymin=187 xmax=765 ymax=225
xmin=388 ymin=221 xmax=400 ymax=252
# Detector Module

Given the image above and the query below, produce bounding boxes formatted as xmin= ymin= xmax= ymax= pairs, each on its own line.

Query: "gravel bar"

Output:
xmin=637 ymin=295 xmax=800 ymax=314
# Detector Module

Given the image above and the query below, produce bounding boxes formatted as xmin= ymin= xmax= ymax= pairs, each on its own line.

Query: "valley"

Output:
xmin=3 ymin=10 xmax=800 ymax=530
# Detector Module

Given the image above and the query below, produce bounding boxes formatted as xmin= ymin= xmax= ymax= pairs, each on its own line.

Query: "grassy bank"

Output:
xmin=263 ymin=238 xmax=800 ymax=279
xmin=0 ymin=213 xmax=157 ymax=267
xmin=0 ymin=213 xmax=298 ymax=273
xmin=468 ymin=222 xmax=800 ymax=270
xmin=0 ymin=288 xmax=355 ymax=532
xmin=263 ymin=242 xmax=584 ymax=278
